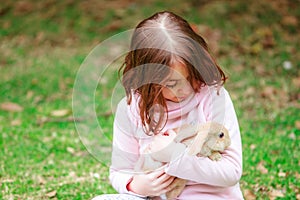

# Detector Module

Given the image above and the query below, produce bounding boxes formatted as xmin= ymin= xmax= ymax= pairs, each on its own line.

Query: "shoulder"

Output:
xmin=197 ymin=85 xmax=230 ymax=99
xmin=115 ymin=97 xmax=128 ymax=117
xmin=195 ymin=86 xmax=234 ymax=112
xmin=115 ymin=95 xmax=141 ymax=125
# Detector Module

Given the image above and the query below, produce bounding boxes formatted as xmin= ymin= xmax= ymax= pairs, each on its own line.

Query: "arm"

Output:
xmin=109 ymin=98 xmax=140 ymax=194
xmin=165 ymin=87 xmax=243 ymax=187
xmin=109 ymin=98 xmax=176 ymax=196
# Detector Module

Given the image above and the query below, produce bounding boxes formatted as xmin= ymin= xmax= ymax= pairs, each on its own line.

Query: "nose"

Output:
xmin=176 ymin=88 xmax=185 ymax=96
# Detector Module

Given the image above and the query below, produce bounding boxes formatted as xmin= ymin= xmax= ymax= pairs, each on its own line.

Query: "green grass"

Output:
xmin=1 ymin=0 xmax=299 ymax=199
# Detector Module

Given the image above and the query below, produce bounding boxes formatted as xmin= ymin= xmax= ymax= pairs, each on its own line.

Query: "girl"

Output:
xmin=93 ymin=11 xmax=243 ymax=200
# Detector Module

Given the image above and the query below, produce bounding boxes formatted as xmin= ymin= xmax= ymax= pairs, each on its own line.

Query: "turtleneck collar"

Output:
xmin=166 ymin=91 xmax=201 ymax=120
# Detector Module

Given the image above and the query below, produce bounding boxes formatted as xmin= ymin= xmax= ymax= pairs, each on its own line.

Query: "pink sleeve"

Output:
xmin=109 ymin=98 xmax=143 ymax=195
xmin=165 ymin=87 xmax=243 ymax=187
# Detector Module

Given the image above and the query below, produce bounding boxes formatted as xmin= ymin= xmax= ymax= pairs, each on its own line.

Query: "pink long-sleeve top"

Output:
xmin=109 ymin=86 xmax=244 ymax=199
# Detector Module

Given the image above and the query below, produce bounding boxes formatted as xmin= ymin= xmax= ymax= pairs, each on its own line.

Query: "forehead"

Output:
xmin=168 ymin=60 xmax=189 ymax=80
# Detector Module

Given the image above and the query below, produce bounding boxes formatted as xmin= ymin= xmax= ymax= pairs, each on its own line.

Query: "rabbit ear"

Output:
xmin=174 ymin=124 xmax=199 ymax=143
xmin=187 ymin=129 xmax=209 ymax=156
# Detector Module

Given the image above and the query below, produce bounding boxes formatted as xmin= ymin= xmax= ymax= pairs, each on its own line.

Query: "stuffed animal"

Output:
xmin=135 ymin=122 xmax=231 ymax=200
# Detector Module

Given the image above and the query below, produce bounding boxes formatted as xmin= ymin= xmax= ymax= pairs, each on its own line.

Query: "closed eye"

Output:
xmin=166 ymin=80 xmax=177 ymax=88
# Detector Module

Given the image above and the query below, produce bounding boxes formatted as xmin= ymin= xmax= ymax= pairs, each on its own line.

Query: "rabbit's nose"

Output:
xmin=219 ymin=132 xmax=224 ymax=138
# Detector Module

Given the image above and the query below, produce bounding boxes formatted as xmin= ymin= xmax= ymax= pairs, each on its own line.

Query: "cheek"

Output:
xmin=162 ymin=88 xmax=174 ymax=98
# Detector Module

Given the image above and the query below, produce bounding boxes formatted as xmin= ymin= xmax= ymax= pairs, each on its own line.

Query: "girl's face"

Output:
xmin=162 ymin=61 xmax=194 ymax=103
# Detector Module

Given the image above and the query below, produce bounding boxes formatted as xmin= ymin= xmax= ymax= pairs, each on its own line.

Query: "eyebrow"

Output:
xmin=166 ymin=79 xmax=179 ymax=82
xmin=166 ymin=75 xmax=190 ymax=82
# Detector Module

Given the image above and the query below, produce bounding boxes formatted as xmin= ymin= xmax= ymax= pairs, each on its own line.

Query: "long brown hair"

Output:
xmin=119 ymin=11 xmax=226 ymax=134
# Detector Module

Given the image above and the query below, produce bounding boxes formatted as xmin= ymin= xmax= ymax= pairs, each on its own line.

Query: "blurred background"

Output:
xmin=0 ymin=0 xmax=299 ymax=199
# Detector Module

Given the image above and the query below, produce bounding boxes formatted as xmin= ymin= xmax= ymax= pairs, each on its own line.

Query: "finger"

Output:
xmin=152 ymin=177 xmax=176 ymax=196
xmin=164 ymin=175 xmax=176 ymax=184
xmin=154 ymin=173 xmax=173 ymax=185
xmin=162 ymin=176 xmax=176 ymax=190
xmin=165 ymin=177 xmax=179 ymax=191
xmin=158 ymin=178 xmax=176 ymax=195
xmin=149 ymin=168 xmax=165 ymax=179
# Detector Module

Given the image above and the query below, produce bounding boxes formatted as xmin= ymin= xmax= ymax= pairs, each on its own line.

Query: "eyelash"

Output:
xmin=166 ymin=84 xmax=176 ymax=88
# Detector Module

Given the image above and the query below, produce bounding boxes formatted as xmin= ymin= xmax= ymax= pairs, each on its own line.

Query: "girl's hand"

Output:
xmin=127 ymin=168 xmax=175 ymax=197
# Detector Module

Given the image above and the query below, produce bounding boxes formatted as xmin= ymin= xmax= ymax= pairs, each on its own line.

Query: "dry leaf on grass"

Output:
xmin=282 ymin=15 xmax=298 ymax=26
xmin=277 ymin=171 xmax=286 ymax=178
xmin=269 ymin=189 xmax=285 ymax=200
xmin=292 ymin=77 xmax=300 ymax=88
xmin=243 ymin=189 xmax=256 ymax=200
xmin=295 ymin=121 xmax=300 ymax=129
xmin=260 ymin=86 xmax=276 ymax=99
xmin=250 ymin=144 xmax=256 ymax=150
xmin=50 ymin=109 xmax=70 ymax=117
xmin=11 ymin=119 xmax=22 ymax=126
xmin=0 ymin=102 xmax=23 ymax=112
xmin=13 ymin=0 xmax=34 ymax=15
xmin=26 ymin=90 xmax=34 ymax=99
xmin=66 ymin=147 xmax=75 ymax=154
xmin=257 ymin=161 xmax=268 ymax=174
xmin=46 ymin=190 xmax=57 ymax=198
xmin=1 ymin=178 xmax=14 ymax=183
xmin=36 ymin=175 xmax=46 ymax=185
xmin=288 ymin=132 xmax=296 ymax=140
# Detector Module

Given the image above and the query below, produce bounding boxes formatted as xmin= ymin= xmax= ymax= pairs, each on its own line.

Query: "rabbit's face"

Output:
xmin=205 ymin=128 xmax=231 ymax=151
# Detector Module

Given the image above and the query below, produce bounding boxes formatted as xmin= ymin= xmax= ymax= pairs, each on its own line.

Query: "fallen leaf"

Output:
xmin=233 ymin=65 xmax=244 ymax=73
xmin=260 ymin=86 xmax=275 ymax=98
xmin=34 ymin=31 xmax=45 ymax=44
xmin=14 ymin=0 xmax=34 ymax=15
xmin=262 ymin=33 xmax=275 ymax=49
xmin=257 ymin=161 xmax=268 ymax=174
xmin=292 ymin=77 xmax=300 ymax=88
xmin=46 ymin=190 xmax=57 ymax=198
xmin=31 ymin=78 xmax=38 ymax=85
xmin=269 ymin=189 xmax=285 ymax=200
xmin=243 ymin=189 xmax=256 ymax=200
xmin=67 ymin=147 xmax=75 ymax=154
xmin=295 ymin=121 xmax=300 ymax=129
xmin=59 ymin=79 xmax=67 ymax=90
xmin=11 ymin=119 xmax=22 ymax=126
xmin=278 ymin=171 xmax=286 ymax=177
xmin=33 ymin=95 xmax=43 ymax=104
xmin=250 ymin=144 xmax=256 ymax=150
xmin=282 ymin=15 xmax=298 ymax=26
xmin=26 ymin=90 xmax=34 ymax=99
xmin=295 ymin=172 xmax=300 ymax=179
xmin=2 ymin=178 xmax=14 ymax=183
xmin=288 ymin=132 xmax=296 ymax=140
xmin=93 ymin=173 xmax=100 ymax=179
xmin=255 ymin=64 xmax=268 ymax=76
xmin=104 ymin=20 xmax=122 ymax=32
xmin=36 ymin=175 xmax=46 ymax=185
xmin=0 ymin=102 xmax=23 ymax=112
xmin=68 ymin=171 xmax=76 ymax=177
xmin=50 ymin=109 xmax=70 ymax=117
